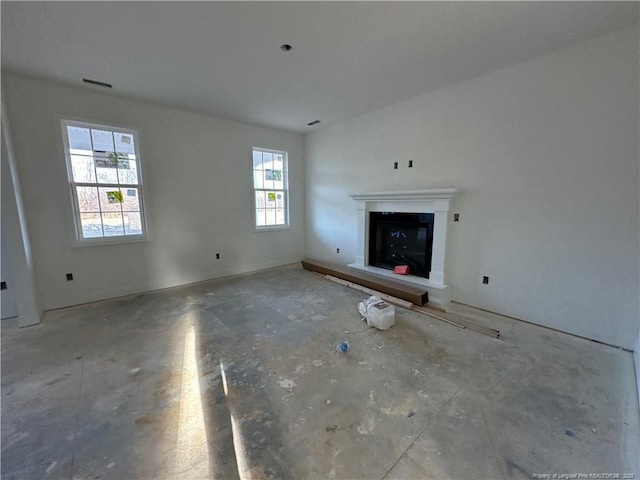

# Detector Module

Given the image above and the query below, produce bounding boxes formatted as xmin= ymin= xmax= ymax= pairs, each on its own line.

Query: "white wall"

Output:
xmin=3 ymin=75 xmax=304 ymax=310
xmin=305 ymin=25 xmax=639 ymax=349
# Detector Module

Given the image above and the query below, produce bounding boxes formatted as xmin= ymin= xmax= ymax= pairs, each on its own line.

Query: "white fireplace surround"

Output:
xmin=348 ymin=188 xmax=458 ymax=307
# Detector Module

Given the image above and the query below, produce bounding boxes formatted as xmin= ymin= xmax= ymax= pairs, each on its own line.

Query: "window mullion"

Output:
xmin=110 ymin=132 xmax=127 ymax=236
xmin=88 ymin=129 xmax=105 ymax=238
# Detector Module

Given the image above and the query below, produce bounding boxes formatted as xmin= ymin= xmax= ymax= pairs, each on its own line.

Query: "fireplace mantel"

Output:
xmin=348 ymin=188 xmax=458 ymax=307
xmin=350 ymin=188 xmax=457 ymax=202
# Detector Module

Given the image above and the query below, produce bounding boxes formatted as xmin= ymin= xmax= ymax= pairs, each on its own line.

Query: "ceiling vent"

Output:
xmin=82 ymin=78 xmax=112 ymax=88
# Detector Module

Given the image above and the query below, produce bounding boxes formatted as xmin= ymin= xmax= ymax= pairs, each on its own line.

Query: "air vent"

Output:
xmin=82 ymin=78 xmax=112 ymax=88
xmin=307 ymin=120 xmax=321 ymax=126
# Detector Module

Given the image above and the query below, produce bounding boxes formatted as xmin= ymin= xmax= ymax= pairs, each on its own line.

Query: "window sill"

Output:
xmin=254 ymin=225 xmax=291 ymax=233
xmin=72 ymin=235 xmax=151 ymax=248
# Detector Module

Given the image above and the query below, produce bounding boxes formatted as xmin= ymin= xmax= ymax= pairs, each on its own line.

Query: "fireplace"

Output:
xmin=348 ymin=189 xmax=458 ymax=307
xmin=369 ymin=212 xmax=434 ymax=278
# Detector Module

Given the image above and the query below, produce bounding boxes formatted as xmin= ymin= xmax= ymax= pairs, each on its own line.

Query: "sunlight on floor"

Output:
xmin=220 ymin=360 xmax=252 ymax=479
xmin=174 ymin=321 xmax=210 ymax=477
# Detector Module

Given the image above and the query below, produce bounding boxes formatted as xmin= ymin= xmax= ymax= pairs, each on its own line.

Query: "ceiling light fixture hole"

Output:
xmin=280 ymin=44 xmax=293 ymax=52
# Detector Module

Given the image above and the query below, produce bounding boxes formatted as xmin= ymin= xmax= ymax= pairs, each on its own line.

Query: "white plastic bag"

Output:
xmin=358 ymin=296 xmax=395 ymax=331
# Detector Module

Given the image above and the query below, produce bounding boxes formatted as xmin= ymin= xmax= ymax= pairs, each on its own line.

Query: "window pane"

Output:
xmin=91 ymin=129 xmax=114 ymax=152
xmin=80 ymin=213 xmax=103 ymax=238
xmin=256 ymin=209 xmax=266 ymax=226
xmin=266 ymin=191 xmax=277 ymax=206
xmin=96 ymin=168 xmax=119 ymax=184
xmin=276 ymin=209 xmax=285 ymax=225
xmin=124 ymin=212 xmax=142 ymax=235
xmin=114 ymin=132 xmax=135 ymax=155
xmin=98 ymin=187 xmax=124 ymax=212
xmin=76 ymin=187 xmax=99 ymax=213
xmin=263 ymin=168 xmax=274 ymax=190
xmin=253 ymin=150 xmax=263 ymax=169
xmin=271 ymin=173 xmax=283 ymax=190
xmin=253 ymin=170 xmax=264 ymax=189
xmin=67 ymin=126 xmax=92 ymax=151
xmin=265 ymin=209 xmax=276 ymax=226
xmin=255 ymin=191 xmax=265 ymax=208
xmin=265 ymin=168 xmax=282 ymax=189
xmin=94 ymin=151 xmax=128 ymax=169
xmin=121 ymin=188 xmax=140 ymax=211
xmin=71 ymin=154 xmax=96 ymax=183
xmin=272 ymin=155 xmax=284 ymax=189
xmin=262 ymin=152 xmax=274 ymax=189
xmin=101 ymin=212 xmax=124 ymax=237
xmin=118 ymin=158 xmax=139 ymax=185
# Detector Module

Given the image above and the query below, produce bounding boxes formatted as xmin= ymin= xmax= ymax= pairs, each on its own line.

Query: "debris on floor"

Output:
xmin=336 ymin=341 xmax=349 ymax=353
xmin=358 ymin=296 xmax=395 ymax=331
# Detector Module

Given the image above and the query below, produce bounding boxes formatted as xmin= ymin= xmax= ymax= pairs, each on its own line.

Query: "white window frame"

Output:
xmin=61 ymin=119 xmax=150 ymax=245
xmin=252 ymin=147 xmax=290 ymax=231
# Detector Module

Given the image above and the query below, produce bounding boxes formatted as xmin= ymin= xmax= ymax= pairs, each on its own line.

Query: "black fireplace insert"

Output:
xmin=368 ymin=212 xmax=434 ymax=278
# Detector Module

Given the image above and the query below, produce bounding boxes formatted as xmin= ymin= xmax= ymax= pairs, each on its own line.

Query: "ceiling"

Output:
xmin=2 ymin=1 xmax=638 ymax=133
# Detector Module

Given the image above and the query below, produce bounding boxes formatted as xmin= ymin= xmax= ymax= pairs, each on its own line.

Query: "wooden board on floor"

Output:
xmin=411 ymin=304 xmax=500 ymax=338
xmin=301 ymin=258 xmax=428 ymax=306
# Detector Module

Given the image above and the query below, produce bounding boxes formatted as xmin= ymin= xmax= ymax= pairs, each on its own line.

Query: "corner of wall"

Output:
xmin=1 ymin=81 xmax=42 ymax=327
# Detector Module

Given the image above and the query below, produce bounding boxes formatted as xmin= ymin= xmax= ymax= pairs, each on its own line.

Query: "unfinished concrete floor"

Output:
xmin=2 ymin=264 xmax=638 ymax=480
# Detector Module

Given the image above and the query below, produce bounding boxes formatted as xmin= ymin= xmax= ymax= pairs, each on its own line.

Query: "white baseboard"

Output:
xmin=635 ymin=332 xmax=640 ymax=414
xmin=44 ymin=257 xmax=301 ymax=311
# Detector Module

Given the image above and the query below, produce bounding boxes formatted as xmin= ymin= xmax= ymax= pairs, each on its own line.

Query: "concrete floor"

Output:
xmin=2 ymin=264 xmax=638 ymax=480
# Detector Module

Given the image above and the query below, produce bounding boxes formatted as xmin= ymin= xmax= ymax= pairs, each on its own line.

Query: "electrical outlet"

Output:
xmin=66 ymin=273 xmax=74 ymax=281
xmin=0 ymin=281 xmax=7 ymax=290
xmin=393 ymin=162 xmax=398 ymax=170
xmin=408 ymin=160 xmax=413 ymax=168
xmin=482 ymin=276 xmax=489 ymax=285
xmin=336 ymin=248 xmax=340 ymax=254
xmin=454 ymin=213 xmax=460 ymax=222
xmin=216 ymin=253 xmax=220 ymax=260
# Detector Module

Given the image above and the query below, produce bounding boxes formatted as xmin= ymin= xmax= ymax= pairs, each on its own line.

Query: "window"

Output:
xmin=61 ymin=120 xmax=148 ymax=242
xmin=252 ymin=147 xmax=289 ymax=229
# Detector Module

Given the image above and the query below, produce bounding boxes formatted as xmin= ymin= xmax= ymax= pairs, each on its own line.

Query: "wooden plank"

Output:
xmin=411 ymin=305 xmax=500 ymax=338
xmin=324 ymin=275 xmax=414 ymax=309
xmin=409 ymin=305 xmax=466 ymax=330
xmin=302 ymin=258 xmax=428 ymax=305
